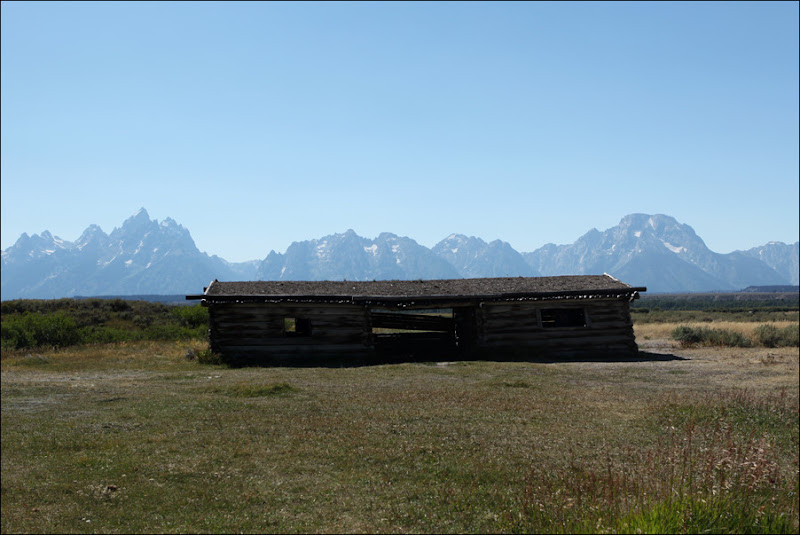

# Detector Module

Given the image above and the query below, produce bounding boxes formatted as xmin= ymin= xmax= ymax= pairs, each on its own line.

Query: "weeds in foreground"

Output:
xmin=505 ymin=388 xmax=799 ymax=534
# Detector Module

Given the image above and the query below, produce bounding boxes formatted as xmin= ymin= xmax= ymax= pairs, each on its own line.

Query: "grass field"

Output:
xmin=1 ymin=326 xmax=798 ymax=533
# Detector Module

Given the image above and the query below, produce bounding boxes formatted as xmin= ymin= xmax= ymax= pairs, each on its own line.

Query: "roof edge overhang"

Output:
xmin=186 ymin=287 xmax=647 ymax=306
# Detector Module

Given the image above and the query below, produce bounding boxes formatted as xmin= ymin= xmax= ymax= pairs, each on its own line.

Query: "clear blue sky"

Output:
xmin=2 ymin=1 xmax=798 ymax=262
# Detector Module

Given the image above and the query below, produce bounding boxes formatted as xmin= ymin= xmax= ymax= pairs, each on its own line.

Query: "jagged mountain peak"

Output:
xmin=441 ymin=233 xmax=478 ymax=241
xmin=321 ymin=228 xmax=360 ymax=239
xmin=310 ymin=229 xmax=367 ymax=246
xmin=523 ymin=213 xmax=788 ymax=292
xmin=615 ymin=214 xmax=705 ymax=247
xmin=132 ymin=207 xmax=150 ymax=220
xmin=1 ymin=208 xmax=248 ymax=299
xmin=256 ymin=229 xmax=459 ymax=282
xmin=77 ymin=224 xmax=106 ymax=239
xmin=109 ymin=208 xmax=159 ymax=241
xmin=433 ymin=234 xmax=491 ymax=253
xmin=377 ymin=231 xmax=401 ymax=241
xmin=619 ymin=213 xmax=679 ymax=229
xmin=432 ymin=233 xmax=537 ymax=278
xmin=25 ymin=230 xmax=70 ymax=251
xmin=76 ymin=225 xmax=109 ymax=251
xmin=2 ymin=211 xmax=797 ymax=299
xmin=582 ymin=228 xmax=602 ymax=239
xmin=739 ymin=241 xmax=800 ymax=285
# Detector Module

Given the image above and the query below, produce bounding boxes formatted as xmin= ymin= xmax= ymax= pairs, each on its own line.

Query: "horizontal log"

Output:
xmin=211 ymin=311 xmax=368 ymax=324
xmin=209 ymin=329 xmax=366 ymax=341
xmin=480 ymin=307 xmax=629 ymax=321
xmin=481 ymin=318 xmax=541 ymax=331
xmin=212 ymin=333 xmax=368 ymax=347
xmin=481 ymin=304 xmax=627 ymax=316
xmin=481 ymin=322 xmax=633 ymax=336
xmin=216 ymin=344 xmax=373 ymax=357
xmin=212 ymin=302 xmax=364 ymax=311
xmin=481 ymin=326 xmax=633 ymax=339
xmin=373 ymin=332 xmax=454 ymax=343
xmin=481 ymin=326 xmax=634 ymax=340
xmin=481 ymin=299 xmax=626 ymax=312
xmin=369 ymin=312 xmax=454 ymax=331
xmin=211 ymin=318 xmax=367 ymax=331
xmin=480 ymin=333 xmax=638 ymax=348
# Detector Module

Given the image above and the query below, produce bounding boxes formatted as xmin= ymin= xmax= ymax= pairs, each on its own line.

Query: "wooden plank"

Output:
xmin=215 ymin=344 xmax=372 ymax=358
xmin=213 ymin=332 xmax=368 ymax=347
xmin=212 ymin=302 xmax=365 ymax=311
xmin=211 ymin=318 xmax=367 ymax=331
xmin=369 ymin=312 xmax=454 ymax=331
xmin=373 ymin=332 xmax=454 ymax=343
xmin=480 ymin=304 xmax=632 ymax=328
xmin=481 ymin=333 xmax=637 ymax=348
xmin=211 ymin=311 xmax=368 ymax=324
xmin=483 ymin=322 xmax=633 ymax=336
xmin=211 ymin=306 xmax=367 ymax=316
xmin=482 ymin=326 xmax=634 ymax=340
xmin=481 ymin=298 xmax=626 ymax=312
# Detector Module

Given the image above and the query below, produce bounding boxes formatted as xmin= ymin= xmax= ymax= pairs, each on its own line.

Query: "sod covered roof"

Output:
xmin=189 ymin=275 xmax=645 ymax=305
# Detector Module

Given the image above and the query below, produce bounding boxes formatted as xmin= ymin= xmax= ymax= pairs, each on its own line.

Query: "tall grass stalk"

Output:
xmin=505 ymin=388 xmax=799 ymax=533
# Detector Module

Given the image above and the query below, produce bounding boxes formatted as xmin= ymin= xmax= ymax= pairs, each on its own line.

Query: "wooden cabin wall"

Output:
xmin=206 ymin=296 xmax=640 ymax=364
xmin=208 ymin=302 xmax=371 ymax=365
xmin=477 ymin=298 xmax=638 ymax=358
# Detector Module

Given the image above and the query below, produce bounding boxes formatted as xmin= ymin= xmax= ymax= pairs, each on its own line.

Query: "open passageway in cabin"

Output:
xmin=368 ymin=307 xmax=477 ymax=359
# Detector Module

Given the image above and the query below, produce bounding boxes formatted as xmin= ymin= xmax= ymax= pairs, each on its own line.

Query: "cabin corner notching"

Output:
xmin=186 ymin=275 xmax=646 ymax=366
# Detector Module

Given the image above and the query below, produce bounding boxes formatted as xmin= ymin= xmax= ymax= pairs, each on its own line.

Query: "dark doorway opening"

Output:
xmin=369 ymin=308 xmax=457 ymax=359
xmin=368 ymin=306 xmax=479 ymax=360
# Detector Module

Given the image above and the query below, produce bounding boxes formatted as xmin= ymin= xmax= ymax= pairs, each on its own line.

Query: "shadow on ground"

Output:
xmin=226 ymin=349 xmax=688 ymax=368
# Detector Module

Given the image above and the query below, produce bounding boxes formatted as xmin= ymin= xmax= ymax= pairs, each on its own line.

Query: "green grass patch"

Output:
xmin=618 ymin=494 xmax=797 ymax=534
xmin=219 ymin=382 xmax=298 ymax=397
xmin=499 ymin=379 xmax=532 ymax=388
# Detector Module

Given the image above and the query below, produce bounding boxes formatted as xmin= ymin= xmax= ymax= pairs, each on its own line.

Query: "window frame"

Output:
xmin=283 ymin=317 xmax=312 ymax=337
xmin=538 ymin=307 xmax=589 ymax=329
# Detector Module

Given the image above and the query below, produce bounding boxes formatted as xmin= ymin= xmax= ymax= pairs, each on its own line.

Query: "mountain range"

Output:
xmin=2 ymin=209 xmax=797 ymax=299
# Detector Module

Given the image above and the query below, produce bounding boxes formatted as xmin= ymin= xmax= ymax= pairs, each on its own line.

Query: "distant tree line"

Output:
xmin=633 ymin=292 xmax=799 ymax=312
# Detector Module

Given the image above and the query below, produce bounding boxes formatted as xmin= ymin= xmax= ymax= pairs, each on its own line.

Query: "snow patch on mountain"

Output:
xmin=662 ymin=242 xmax=685 ymax=253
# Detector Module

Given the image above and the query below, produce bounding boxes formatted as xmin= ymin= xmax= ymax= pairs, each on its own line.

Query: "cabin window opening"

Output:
xmin=283 ymin=317 xmax=312 ymax=336
xmin=540 ymin=308 xmax=587 ymax=328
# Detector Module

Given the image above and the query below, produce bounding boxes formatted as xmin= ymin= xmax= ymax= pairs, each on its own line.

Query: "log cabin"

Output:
xmin=186 ymin=274 xmax=646 ymax=366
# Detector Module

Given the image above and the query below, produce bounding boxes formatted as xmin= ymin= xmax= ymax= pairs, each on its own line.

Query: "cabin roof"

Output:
xmin=188 ymin=275 xmax=645 ymax=305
